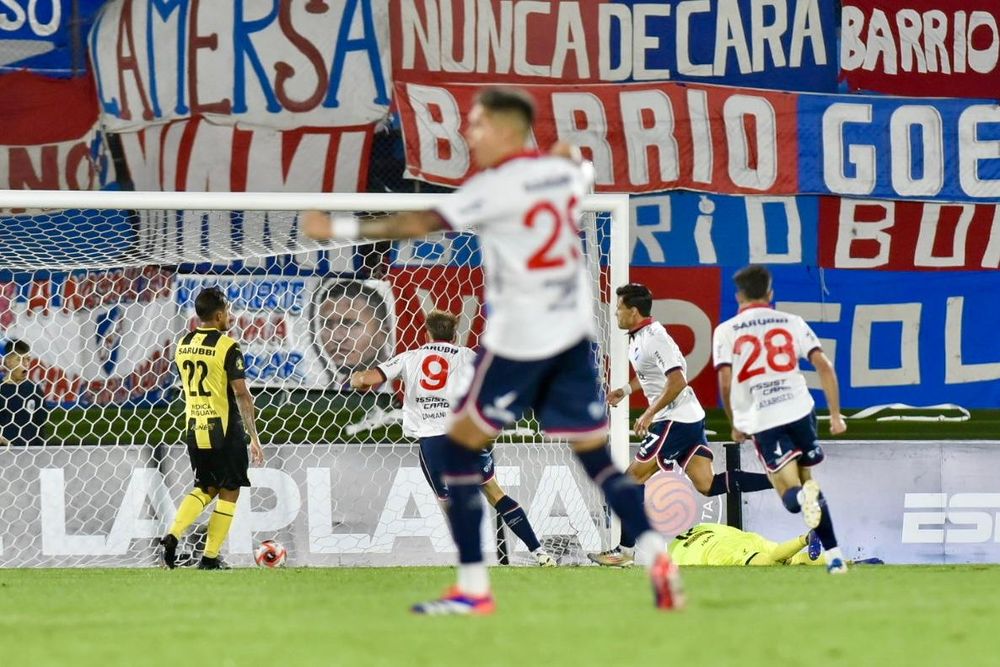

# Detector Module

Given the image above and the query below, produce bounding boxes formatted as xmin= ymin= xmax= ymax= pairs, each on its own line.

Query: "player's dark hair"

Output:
xmin=195 ymin=287 xmax=228 ymax=321
xmin=476 ymin=86 xmax=535 ymax=129
xmin=319 ymin=280 xmax=391 ymax=326
xmin=733 ymin=265 xmax=772 ymax=300
xmin=4 ymin=338 xmax=29 ymax=357
xmin=616 ymin=283 xmax=652 ymax=317
xmin=426 ymin=310 xmax=458 ymax=342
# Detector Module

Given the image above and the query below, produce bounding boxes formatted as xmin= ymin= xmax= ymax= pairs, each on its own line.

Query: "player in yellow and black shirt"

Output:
xmin=159 ymin=287 xmax=265 ymax=570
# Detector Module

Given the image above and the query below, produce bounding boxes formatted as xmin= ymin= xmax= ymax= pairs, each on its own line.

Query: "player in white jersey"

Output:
xmin=589 ymin=283 xmax=772 ymax=567
xmin=350 ymin=310 xmax=554 ymax=567
xmin=303 ymin=87 xmax=681 ymax=614
xmin=712 ymin=265 xmax=848 ymax=574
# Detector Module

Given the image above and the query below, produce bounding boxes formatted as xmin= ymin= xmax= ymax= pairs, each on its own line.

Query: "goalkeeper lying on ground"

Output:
xmin=669 ymin=523 xmax=883 ymax=566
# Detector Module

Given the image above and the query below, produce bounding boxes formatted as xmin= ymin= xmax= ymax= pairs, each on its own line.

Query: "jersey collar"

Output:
xmin=491 ymin=149 xmax=543 ymax=170
xmin=738 ymin=303 xmax=772 ymax=312
xmin=628 ymin=317 xmax=655 ymax=338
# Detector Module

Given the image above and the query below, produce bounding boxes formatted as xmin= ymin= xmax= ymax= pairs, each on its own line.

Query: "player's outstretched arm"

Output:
xmin=350 ymin=369 xmax=386 ymax=390
xmin=301 ymin=210 xmax=447 ymax=242
xmin=809 ymin=350 xmax=846 ymax=435
xmin=231 ymin=378 xmax=265 ymax=465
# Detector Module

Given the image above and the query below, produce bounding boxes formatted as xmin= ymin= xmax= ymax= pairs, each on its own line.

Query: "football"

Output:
xmin=254 ymin=540 xmax=288 ymax=568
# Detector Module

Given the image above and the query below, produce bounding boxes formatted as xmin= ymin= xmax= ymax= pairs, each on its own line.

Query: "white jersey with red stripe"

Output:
xmin=378 ymin=343 xmax=476 ymax=438
xmin=712 ymin=305 xmax=822 ymax=434
xmin=628 ymin=318 xmax=705 ymax=424
xmin=435 ymin=151 xmax=595 ymax=361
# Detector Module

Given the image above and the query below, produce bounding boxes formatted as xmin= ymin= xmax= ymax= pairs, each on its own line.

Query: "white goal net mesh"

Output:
xmin=0 ymin=191 xmax=628 ymax=568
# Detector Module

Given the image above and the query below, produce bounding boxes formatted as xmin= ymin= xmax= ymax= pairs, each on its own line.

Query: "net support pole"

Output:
xmin=725 ymin=442 xmax=744 ymax=530
xmin=588 ymin=194 xmax=631 ymax=546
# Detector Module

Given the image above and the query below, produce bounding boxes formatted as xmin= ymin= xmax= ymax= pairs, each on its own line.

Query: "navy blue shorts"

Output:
xmin=418 ymin=436 xmax=495 ymax=501
xmin=453 ymin=339 xmax=608 ymax=440
xmin=635 ymin=419 xmax=712 ymax=472
xmin=752 ymin=412 xmax=825 ymax=473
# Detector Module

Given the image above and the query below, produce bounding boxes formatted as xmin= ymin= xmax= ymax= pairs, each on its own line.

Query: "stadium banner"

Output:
xmin=395 ymin=80 xmax=1000 ymax=201
xmin=631 ymin=193 xmax=1000 ymax=271
xmin=175 ymin=274 xmax=398 ymax=391
xmin=0 ymin=0 xmax=105 ymax=75
xmin=394 ymin=80 xmax=800 ymax=194
xmin=621 ymin=264 xmax=1000 ymax=409
xmin=841 ymin=1 xmax=1000 ymax=98
xmin=0 ymin=442 xmax=724 ymax=567
xmin=818 ymin=198 xmax=1000 ymax=271
xmin=88 ymin=0 xmax=391 ymax=132
xmin=741 ymin=441 xmax=1000 ymax=564
xmin=738 ymin=266 xmax=1000 ymax=409
xmin=0 ymin=71 xmax=103 ymax=192
xmin=112 ymin=118 xmax=374 ymax=192
xmin=390 ymin=0 xmax=837 ymax=91
xmin=0 ymin=443 xmax=597 ymax=567
xmin=630 ymin=192 xmax=819 ymax=267
xmin=0 ymin=268 xmax=177 ymax=408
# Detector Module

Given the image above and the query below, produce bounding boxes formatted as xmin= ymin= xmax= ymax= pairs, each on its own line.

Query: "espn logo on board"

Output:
xmin=901 ymin=494 xmax=1000 ymax=544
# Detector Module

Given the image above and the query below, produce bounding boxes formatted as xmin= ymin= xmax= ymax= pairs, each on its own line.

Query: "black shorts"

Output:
xmin=187 ymin=440 xmax=251 ymax=491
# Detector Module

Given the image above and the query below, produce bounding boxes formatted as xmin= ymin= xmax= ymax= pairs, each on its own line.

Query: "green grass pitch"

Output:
xmin=4 ymin=565 xmax=998 ymax=667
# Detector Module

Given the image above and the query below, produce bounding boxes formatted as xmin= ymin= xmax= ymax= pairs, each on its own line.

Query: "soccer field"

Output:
xmin=5 ymin=566 xmax=996 ymax=667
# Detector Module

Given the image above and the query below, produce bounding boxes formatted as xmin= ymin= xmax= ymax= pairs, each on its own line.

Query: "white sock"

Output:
xmin=620 ymin=545 xmax=634 ymax=555
xmin=532 ymin=547 xmax=547 ymax=556
xmin=633 ymin=530 xmax=666 ymax=568
xmin=458 ymin=563 xmax=490 ymax=597
xmin=825 ymin=547 xmax=845 ymax=563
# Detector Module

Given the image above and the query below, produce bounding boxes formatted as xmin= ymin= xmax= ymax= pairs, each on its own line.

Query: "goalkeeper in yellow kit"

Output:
xmin=669 ymin=523 xmax=826 ymax=566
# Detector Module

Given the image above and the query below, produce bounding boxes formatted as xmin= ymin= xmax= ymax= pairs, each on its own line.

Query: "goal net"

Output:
xmin=0 ymin=190 xmax=629 ymax=568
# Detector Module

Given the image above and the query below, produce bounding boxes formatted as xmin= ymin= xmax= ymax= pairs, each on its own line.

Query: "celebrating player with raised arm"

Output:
xmin=350 ymin=310 xmax=555 ymax=567
xmin=713 ymin=266 xmax=848 ymax=574
xmin=589 ymin=283 xmax=772 ymax=567
xmin=303 ymin=86 xmax=682 ymax=613
xmin=160 ymin=287 xmax=265 ymax=570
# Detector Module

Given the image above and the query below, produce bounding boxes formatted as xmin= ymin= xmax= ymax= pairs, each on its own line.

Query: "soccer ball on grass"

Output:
xmin=254 ymin=540 xmax=288 ymax=568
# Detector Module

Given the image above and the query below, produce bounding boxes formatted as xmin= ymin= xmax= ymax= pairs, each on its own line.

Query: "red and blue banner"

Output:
xmin=0 ymin=0 xmax=105 ymax=75
xmin=395 ymin=80 xmax=1000 ymax=202
xmin=841 ymin=0 xmax=1000 ymax=98
xmin=391 ymin=0 xmax=837 ymax=91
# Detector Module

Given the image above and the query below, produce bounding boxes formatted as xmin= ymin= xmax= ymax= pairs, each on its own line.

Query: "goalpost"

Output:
xmin=0 ymin=190 xmax=630 ymax=568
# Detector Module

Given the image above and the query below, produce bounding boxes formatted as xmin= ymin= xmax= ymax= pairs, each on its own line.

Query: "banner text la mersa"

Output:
xmin=398 ymin=0 xmax=829 ymax=80
xmin=32 ymin=464 xmax=602 ymax=557
xmin=90 ymin=0 xmax=390 ymax=128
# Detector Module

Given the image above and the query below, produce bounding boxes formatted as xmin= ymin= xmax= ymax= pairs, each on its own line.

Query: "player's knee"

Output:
xmin=781 ymin=487 xmax=802 ymax=513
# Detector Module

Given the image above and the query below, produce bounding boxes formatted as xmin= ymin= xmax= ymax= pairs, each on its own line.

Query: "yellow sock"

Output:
xmin=168 ymin=489 xmax=213 ymax=539
xmin=204 ymin=499 xmax=237 ymax=558
xmin=769 ymin=535 xmax=809 ymax=564
xmin=789 ymin=551 xmax=827 ymax=566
